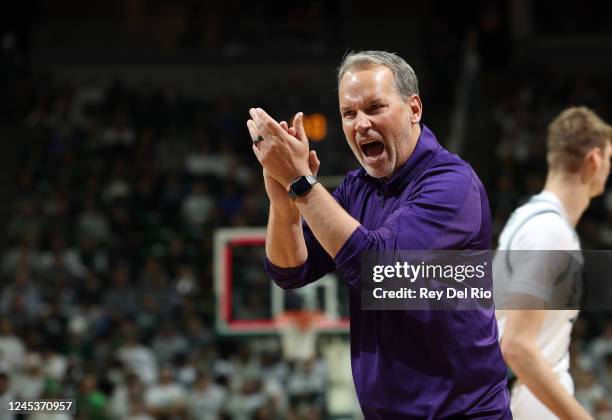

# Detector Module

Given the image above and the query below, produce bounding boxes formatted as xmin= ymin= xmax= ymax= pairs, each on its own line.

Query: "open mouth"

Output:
xmin=360 ymin=141 xmax=385 ymax=158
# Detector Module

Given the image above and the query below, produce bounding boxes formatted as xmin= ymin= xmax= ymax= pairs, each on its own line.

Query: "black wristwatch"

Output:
xmin=288 ymin=175 xmax=319 ymax=199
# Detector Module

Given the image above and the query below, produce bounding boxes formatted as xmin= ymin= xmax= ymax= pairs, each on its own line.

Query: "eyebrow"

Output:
xmin=340 ymin=97 xmax=383 ymax=113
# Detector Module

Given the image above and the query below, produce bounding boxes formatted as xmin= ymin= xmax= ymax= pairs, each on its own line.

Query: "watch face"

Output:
xmin=290 ymin=176 xmax=318 ymax=199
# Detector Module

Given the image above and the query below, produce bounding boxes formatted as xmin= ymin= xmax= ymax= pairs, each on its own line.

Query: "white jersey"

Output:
xmin=495 ymin=191 xmax=581 ymax=419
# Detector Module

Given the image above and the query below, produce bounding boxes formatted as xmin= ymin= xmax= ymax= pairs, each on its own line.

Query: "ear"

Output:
xmin=407 ymin=94 xmax=422 ymax=124
xmin=582 ymin=147 xmax=603 ymax=180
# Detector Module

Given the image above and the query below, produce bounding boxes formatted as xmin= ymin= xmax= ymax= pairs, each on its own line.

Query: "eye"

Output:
xmin=342 ymin=110 xmax=356 ymax=119
xmin=368 ymin=103 xmax=384 ymax=113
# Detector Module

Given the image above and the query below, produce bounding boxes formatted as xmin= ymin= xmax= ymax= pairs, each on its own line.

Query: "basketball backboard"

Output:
xmin=214 ymin=227 xmax=349 ymax=335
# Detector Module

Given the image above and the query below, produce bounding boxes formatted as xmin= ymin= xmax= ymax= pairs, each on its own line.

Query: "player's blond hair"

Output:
xmin=547 ymin=106 xmax=612 ymax=172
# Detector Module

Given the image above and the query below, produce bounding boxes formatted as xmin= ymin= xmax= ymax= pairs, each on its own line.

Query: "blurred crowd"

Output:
xmin=0 ymin=77 xmax=339 ymax=420
xmin=26 ymin=1 xmax=341 ymax=59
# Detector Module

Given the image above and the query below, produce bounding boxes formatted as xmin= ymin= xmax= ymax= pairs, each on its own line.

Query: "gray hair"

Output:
xmin=337 ymin=50 xmax=419 ymax=99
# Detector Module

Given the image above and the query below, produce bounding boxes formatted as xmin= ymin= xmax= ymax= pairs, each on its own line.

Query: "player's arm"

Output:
xmin=501 ymin=305 xmax=592 ymax=420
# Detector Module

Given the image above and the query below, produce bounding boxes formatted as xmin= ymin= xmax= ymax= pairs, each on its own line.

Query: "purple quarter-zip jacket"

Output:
xmin=266 ymin=125 xmax=511 ymax=419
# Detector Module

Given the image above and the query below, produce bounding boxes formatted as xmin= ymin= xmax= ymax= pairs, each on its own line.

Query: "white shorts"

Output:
xmin=510 ymin=370 xmax=574 ymax=420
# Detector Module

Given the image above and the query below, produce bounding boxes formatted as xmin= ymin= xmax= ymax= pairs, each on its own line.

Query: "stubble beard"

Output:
xmin=364 ymin=156 xmax=394 ymax=179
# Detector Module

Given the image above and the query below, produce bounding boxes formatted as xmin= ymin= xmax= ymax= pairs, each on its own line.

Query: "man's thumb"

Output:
xmin=293 ymin=112 xmax=308 ymax=141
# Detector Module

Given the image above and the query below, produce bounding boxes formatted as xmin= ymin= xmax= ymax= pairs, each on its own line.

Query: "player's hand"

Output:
xmin=249 ymin=108 xmax=311 ymax=188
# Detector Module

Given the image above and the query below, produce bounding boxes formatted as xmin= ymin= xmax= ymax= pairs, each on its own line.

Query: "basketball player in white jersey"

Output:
xmin=495 ymin=107 xmax=612 ymax=420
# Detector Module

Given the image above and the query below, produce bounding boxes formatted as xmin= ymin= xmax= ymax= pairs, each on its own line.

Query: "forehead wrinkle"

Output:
xmin=339 ymin=83 xmax=380 ymax=110
xmin=339 ymin=67 xmax=394 ymax=110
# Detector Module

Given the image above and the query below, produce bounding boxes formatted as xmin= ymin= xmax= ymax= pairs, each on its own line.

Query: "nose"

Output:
xmin=355 ymin=111 xmax=372 ymax=135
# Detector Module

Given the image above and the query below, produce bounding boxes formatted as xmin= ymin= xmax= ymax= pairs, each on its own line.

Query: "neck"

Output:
xmin=543 ymin=172 xmax=590 ymax=227
xmin=398 ymin=123 xmax=421 ymax=167
xmin=384 ymin=123 xmax=422 ymax=181
xmin=409 ymin=123 xmax=422 ymax=155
